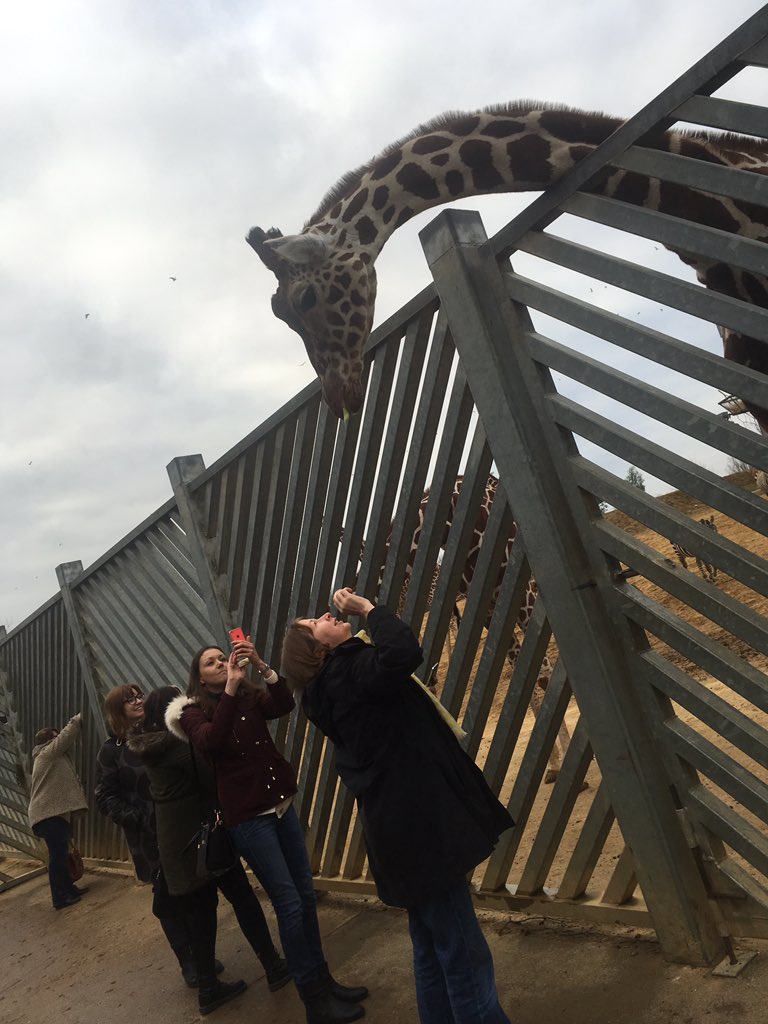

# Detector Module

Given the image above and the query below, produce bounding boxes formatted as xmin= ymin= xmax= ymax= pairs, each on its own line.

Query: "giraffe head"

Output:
xmin=247 ymin=226 xmax=377 ymax=420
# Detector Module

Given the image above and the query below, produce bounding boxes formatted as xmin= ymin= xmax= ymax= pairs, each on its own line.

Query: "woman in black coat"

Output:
xmin=281 ymin=588 xmax=513 ymax=1024
xmin=127 ymin=687 xmax=289 ymax=1016
xmin=96 ymin=685 xmax=198 ymax=982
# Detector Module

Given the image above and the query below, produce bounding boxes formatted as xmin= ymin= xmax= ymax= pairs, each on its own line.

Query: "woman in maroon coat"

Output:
xmin=168 ymin=638 xmax=367 ymax=1024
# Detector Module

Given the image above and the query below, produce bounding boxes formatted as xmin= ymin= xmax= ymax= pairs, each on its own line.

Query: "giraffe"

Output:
xmin=372 ymin=474 xmax=570 ymax=782
xmin=247 ymin=103 xmax=768 ymax=425
xmin=670 ymin=515 xmax=719 ymax=583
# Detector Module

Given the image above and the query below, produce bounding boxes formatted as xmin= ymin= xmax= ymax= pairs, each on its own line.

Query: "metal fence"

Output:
xmin=3 ymin=8 xmax=768 ymax=965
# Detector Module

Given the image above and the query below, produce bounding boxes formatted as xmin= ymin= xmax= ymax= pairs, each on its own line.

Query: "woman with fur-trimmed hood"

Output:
xmin=128 ymin=686 xmax=288 ymax=1016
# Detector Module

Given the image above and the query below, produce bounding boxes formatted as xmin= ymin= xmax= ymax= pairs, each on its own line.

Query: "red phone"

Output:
xmin=229 ymin=628 xmax=250 ymax=667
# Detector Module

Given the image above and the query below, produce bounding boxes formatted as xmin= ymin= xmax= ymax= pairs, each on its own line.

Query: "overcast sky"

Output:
xmin=1 ymin=0 xmax=765 ymax=631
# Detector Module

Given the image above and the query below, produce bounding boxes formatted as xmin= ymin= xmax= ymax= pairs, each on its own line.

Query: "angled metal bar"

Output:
xmin=519 ymin=232 xmax=768 ymax=344
xmin=167 ymin=455 xmax=229 ymax=646
xmin=565 ymin=191 xmax=768 ymax=277
xmin=688 ymin=785 xmax=768 ymax=879
xmin=506 ymin=273 xmax=768 ymax=413
xmin=379 ymin=314 xmax=455 ymax=604
xmin=461 ymin=538 xmax=533 ymax=761
xmin=480 ymin=659 xmax=574 ymax=889
xmin=420 ymin=428 xmax=494 ymax=676
xmin=638 ymin=653 xmax=768 ymax=772
xmin=614 ymin=145 xmax=768 ymax=207
xmin=596 ymin=522 xmax=768 ymax=660
xmin=439 ymin=491 xmax=515 ymax=720
xmin=602 ymin=846 xmax=639 ymax=905
xmin=673 ymin=95 xmax=768 ymax=137
xmin=55 ymin=562 xmax=107 ymax=743
xmin=548 ymin=395 xmax=768 ymax=535
xmin=557 ymin=782 xmax=616 ymax=900
xmin=516 ymin=718 xmax=594 ymax=896
xmin=665 ymin=718 xmax=768 ymax=828
xmin=621 ymin=588 xmax=768 ymax=717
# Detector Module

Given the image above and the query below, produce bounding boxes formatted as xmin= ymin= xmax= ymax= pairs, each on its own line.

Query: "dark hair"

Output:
xmin=103 ymin=684 xmax=143 ymax=739
xmin=280 ymin=621 xmax=330 ymax=692
xmin=187 ymin=645 xmax=261 ymax=719
xmin=34 ymin=727 xmax=58 ymax=746
xmin=140 ymin=687 xmax=181 ymax=733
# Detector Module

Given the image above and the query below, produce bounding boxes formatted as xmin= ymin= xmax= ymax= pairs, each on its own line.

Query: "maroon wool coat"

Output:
xmin=169 ymin=683 xmax=297 ymax=827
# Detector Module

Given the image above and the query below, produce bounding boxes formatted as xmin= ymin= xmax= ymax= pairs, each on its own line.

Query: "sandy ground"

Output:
xmin=4 ymin=867 xmax=768 ymax=1024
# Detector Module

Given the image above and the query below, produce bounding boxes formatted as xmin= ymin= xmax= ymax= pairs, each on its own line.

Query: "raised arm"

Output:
xmin=43 ymin=713 xmax=82 ymax=757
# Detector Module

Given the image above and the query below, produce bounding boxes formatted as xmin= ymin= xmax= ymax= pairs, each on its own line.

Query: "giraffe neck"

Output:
xmin=306 ymin=103 xmax=768 ymax=262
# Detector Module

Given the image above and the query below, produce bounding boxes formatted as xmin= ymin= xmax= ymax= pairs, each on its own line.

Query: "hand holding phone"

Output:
xmin=229 ymin=628 xmax=250 ymax=668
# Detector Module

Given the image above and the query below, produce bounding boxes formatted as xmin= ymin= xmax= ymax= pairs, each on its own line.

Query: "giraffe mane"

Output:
xmin=306 ymin=102 xmax=616 ymax=227
xmin=305 ymin=101 xmax=767 ymax=229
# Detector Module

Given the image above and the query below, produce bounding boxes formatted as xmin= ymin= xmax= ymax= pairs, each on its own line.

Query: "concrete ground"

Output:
xmin=3 ymin=868 xmax=768 ymax=1023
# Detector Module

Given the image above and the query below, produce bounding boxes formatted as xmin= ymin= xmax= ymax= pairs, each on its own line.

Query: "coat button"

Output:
xmin=241 ymin=716 xmax=246 ymax=721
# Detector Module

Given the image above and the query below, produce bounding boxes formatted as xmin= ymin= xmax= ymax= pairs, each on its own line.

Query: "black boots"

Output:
xmin=297 ymin=976 xmax=366 ymax=1024
xmin=320 ymin=963 xmax=369 ymax=1004
xmin=198 ymin=977 xmax=247 ymax=1016
xmin=180 ymin=954 xmax=224 ymax=988
xmin=259 ymin=946 xmax=292 ymax=991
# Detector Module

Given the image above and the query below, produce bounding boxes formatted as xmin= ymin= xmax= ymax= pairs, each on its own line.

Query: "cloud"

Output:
xmin=0 ymin=0 xmax=762 ymax=628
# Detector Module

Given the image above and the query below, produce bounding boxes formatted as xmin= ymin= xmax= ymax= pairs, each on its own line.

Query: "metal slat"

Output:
xmin=673 ymin=95 xmax=768 ymax=139
xmin=514 ymin=719 xmax=593 ymax=896
xmin=439 ymin=490 xmax=515 ymax=720
xmin=614 ymin=146 xmax=768 ymax=208
xmin=595 ymin=521 xmax=768 ymax=661
xmin=688 ymin=785 xmax=768 ymax=879
xmin=518 ymin=232 xmax=768 ymax=345
xmin=530 ymin=332 xmax=768 ymax=472
xmin=639 ymin=653 xmax=768 ymax=772
xmin=557 ymin=782 xmax=616 ymax=900
xmin=548 ymin=394 xmax=768 ymax=537
xmin=564 ymin=190 xmax=768 ymax=278
xmin=480 ymin=660 xmax=576 ymax=890
xmin=665 ymin=718 xmax=768 ymax=828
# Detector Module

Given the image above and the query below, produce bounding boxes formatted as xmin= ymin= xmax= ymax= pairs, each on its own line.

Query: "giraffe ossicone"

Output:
xmin=248 ymin=102 xmax=768 ymax=423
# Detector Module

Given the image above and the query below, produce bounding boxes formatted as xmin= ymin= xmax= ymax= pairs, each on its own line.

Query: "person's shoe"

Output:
xmin=71 ymin=884 xmax=89 ymax=896
xmin=198 ymin=978 xmax=247 ymax=1016
xmin=259 ymin=947 xmax=292 ymax=992
xmin=298 ymin=977 xmax=365 ymax=1024
xmin=53 ymin=893 xmax=81 ymax=910
xmin=182 ymin=958 xmax=225 ymax=988
xmin=321 ymin=964 xmax=369 ymax=1003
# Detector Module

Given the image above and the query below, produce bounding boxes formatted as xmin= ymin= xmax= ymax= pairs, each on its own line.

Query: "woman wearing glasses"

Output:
xmin=95 ymin=685 xmax=288 ymax=1003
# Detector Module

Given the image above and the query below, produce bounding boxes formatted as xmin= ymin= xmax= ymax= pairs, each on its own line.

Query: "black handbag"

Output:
xmin=188 ymin=745 xmax=237 ymax=879
xmin=194 ymin=808 xmax=236 ymax=878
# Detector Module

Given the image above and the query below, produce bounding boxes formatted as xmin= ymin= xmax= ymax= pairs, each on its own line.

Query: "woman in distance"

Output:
xmin=28 ymin=711 xmax=89 ymax=911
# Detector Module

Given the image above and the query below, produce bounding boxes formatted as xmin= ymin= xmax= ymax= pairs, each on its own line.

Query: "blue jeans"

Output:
xmin=32 ymin=816 xmax=77 ymax=908
xmin=228 ymin=806 xmax=324 ymax=985
xmin=408 ymin=878 xmax=510 ymax=1024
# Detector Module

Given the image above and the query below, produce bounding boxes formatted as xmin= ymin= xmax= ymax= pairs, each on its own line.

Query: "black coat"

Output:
xmin=95 ymin=736 xmax=159 ymax=882
xmin=302 ymin=606 xmax=514 ymax=908
xmin=127 ymin=730 xmax=217 ymax=896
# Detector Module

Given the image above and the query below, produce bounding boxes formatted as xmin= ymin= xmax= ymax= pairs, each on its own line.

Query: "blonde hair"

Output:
xmin=280 ymin=621 xmax=330 ymax=692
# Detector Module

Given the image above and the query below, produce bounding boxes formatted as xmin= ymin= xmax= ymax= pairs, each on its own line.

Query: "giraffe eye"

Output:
xmin=295 ymin=285 xmax=317 ymax=313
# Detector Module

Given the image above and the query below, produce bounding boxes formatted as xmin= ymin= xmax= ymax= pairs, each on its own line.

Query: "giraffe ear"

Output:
xmin=263 ymin=233 xmax=331 ymax=266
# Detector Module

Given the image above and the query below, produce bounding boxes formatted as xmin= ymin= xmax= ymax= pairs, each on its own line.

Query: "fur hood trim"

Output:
xmin=126 ymin=730 xmax=176 ymax=765
xmin=165 ymin=693 xmax=201 ymax=742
